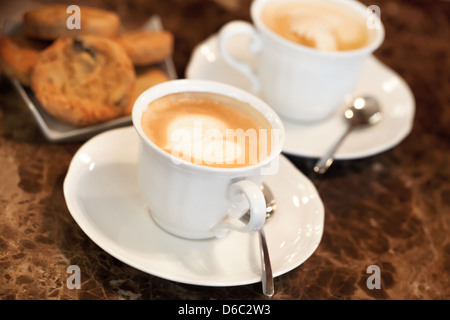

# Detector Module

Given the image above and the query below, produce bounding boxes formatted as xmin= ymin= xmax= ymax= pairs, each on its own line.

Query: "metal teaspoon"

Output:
xmin=313 ymin=96 xmax=383 ymax=174
xmin=241 ymin=183 xmax=276 ymax=297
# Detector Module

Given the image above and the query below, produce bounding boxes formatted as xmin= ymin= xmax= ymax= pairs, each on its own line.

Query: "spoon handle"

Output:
xmin=314 ymin=125 xmax=352 ymax=174
xmin=259 ymin=228 xmax=274 ymax=298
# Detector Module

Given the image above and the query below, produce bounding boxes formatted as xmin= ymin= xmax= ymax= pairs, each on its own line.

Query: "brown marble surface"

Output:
xmin=0 ymin=0 xmax=449 ymax=300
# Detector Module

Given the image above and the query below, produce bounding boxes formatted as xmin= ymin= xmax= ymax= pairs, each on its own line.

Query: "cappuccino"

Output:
xmin=261 ymin=0 xmax=369 ymax=51
xmin=141 ymin=92 xmax=273 ymax=168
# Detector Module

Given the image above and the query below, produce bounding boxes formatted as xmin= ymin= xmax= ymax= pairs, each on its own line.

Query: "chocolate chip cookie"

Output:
xmin=31 ymin=35 xmax=135 ymax=127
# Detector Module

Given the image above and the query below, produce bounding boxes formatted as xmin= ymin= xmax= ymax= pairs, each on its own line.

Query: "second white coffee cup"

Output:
xmin=219 ymin=0 xmax=384 ymax=122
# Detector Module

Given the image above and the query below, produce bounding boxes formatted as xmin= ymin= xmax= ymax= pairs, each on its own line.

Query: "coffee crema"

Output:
xmin=261 ymin=0 xmax=369 ymax=51
xmin=141 ymin=92 xmax=273 ymax=168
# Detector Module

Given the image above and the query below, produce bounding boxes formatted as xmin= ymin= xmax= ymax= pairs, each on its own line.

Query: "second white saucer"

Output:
xmin=63 ymin=127 xmax=324 ymax=287
xmin=186 ymin=33 xmax=415 ymax=160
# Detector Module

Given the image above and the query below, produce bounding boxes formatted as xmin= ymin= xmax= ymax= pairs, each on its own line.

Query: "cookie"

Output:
xmin=24 ymin=5 xmax=120 ymax=40
xmin=0 ymin=35 xmax=49 ymax=86
xmin=31 ymin=35 xmax=135 ymax=127
xmin=114 ymin=30 xmax=173 ymax=66
xmin=124 ymin=67 xmax=170 ymax=115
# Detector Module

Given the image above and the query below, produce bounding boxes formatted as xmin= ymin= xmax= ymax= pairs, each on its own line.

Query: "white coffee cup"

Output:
xmin=218 ymin=0 xmax=384 ymax=122
xmin=132 ymin=79 xmax=285 ymax=239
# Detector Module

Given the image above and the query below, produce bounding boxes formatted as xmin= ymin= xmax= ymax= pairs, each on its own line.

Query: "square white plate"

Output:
xmin=6 ymin=15 xmax=177 ymax=142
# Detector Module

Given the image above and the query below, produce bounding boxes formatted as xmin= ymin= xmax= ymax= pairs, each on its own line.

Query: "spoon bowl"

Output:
xmin=314 ymin=95 xmax=382 ymax=174
xmin=344 ymin=96 xmax=383 ymax=127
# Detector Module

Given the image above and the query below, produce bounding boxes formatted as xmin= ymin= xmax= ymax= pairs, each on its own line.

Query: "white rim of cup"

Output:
xmin=251 ymin=0 xmax=385 ymax=57
xmin=132 ymin=79 xmax=285 ymax=174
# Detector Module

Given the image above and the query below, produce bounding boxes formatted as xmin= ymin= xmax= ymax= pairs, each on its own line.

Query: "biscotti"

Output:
xmin=125 ymin=67 xmax=170 ymax=115
xmin=0 ymin=35 xmax=49 ymax=86
xmin=114 ymin=30 xmax=174 ymax=66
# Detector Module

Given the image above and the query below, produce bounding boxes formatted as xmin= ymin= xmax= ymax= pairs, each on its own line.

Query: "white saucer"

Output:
xmin=186 ymin=34 xmax=416 ymax=159
xmin=63 ymin=126 xmax=324 ymax=287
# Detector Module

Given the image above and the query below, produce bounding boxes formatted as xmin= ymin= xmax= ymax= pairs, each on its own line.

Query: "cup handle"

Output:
xmin=218 ymin=20 xmax=262 ymax=93
xmin=213 ymin=180 xmax=266 ymax=238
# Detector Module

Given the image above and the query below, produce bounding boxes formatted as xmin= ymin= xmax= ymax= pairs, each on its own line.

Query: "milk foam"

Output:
xmin=262 ymin=1 xmax=368 ymax=51
xmin=165 ymin=115 xmax=243 ymax=164
xmin=290 ymin=14 xmax=339 ymax=51
xmin=141 ymin=91 xmax=273 ymax=168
